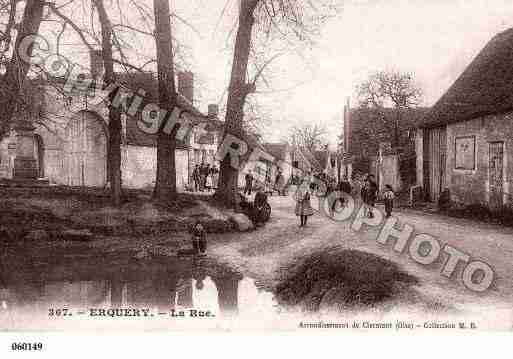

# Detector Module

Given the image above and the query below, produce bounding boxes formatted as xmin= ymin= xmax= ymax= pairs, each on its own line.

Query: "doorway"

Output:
xmin=34 ymin=134 xmax=44 ymax=178
xmin=489 ymin=142 xmax=504 ymax=209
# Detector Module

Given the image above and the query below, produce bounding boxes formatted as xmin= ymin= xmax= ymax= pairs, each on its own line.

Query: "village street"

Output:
xmin=207 ymin=191 xmax=513 ymax=324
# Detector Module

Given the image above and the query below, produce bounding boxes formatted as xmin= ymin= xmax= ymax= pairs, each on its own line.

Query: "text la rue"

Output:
xmin=170 ymin=309 xmax=215 ymax=318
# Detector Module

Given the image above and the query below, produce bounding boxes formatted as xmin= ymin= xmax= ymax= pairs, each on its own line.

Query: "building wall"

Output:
xmin=237 ymin=151 xmax=293 ymax=189
xmin=279 ymin=151 xmax=293 ymax=184
xmin=415 ymin=129 xmax=424 ymax=188
xmin=370 ymin=155 xmax=401 ymax=192
xmin=36 ymin=126 xmax=65 ymax=185
xmin=0 ymin=130 xmax=190 ymax=191
xmin=444 ymin=113 xmax=513 ymax=206
xmin=121 ymin=145 xmax=188 ymax=190
xmin=0 ymin=132 xmax=17 ymax=179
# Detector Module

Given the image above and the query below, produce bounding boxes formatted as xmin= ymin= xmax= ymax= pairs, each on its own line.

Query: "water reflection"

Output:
xmin=0 ymin=256 xmax=276 ymax=327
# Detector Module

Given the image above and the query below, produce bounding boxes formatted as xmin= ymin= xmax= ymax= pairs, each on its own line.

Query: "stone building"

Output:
xmin=262 ymin=142 xmax=293 ymax=184
xmin=0 ymin=59 xmax=222 ymax=192
xmin=416 ymin=28 xmax=513 ymax=208
xmin=343 ymin=101 xmax=428 ymax=191
xmin=314 ymin=147 xmax=339 ymax=180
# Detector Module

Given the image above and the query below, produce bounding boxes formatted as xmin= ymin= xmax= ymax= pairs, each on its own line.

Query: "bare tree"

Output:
xmin=215 ymin=0 xmax=341 ymax=207
xmin=153 ymin=0 xmax=179 ymax=201
xmin=93 ymin=0 xmax=122 ymax=206
xmin=47 ymin=0 xmax=144 ymax=206
xmin=356 ymin=70 xmax=423 ymax=147
xmin=289 ymin=122 xmax=327 ymax=152
xmin=357 ymin=70 xmax=422 ymax=109
xmin=0 ymin=0 xmax=45 ymax=137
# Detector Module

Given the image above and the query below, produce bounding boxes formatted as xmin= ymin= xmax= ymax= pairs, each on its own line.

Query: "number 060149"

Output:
xmin=11 ymin=342 xmax=43 ymax=351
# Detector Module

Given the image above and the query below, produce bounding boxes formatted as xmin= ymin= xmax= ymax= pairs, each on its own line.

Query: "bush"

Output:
xmin=446 ymin=202 xmax=513 ymax=227
xmin=494 ymin=205 xmax=513 ymax=227
xmin=275 ymin=248 xmax=417 ymax=311
xmin=438 ymin=188 xmax=451 ymax=211
xmin=463 ymin=203 xmax=492 ymax=222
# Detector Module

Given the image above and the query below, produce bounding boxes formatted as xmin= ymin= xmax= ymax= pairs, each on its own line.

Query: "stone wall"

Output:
xmin=445 ymin=113 xmax=513 ymax=206
xmin=122 ymin=145 xmax=189 ymax=190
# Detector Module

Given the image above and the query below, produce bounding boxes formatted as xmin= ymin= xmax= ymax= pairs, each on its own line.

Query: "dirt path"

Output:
xmin=208 ymin=193 xmax=513 ymax=311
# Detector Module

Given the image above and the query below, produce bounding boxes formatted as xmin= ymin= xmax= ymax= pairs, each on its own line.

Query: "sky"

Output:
xmin=169 ymin=0 xmax=513 ymax=147
xmin=38 ymin=0 xmax=513 ymax=147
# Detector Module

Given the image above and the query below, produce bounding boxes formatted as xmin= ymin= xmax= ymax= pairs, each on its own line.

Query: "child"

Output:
xmin=295 ymin=181 xmax=314 ymax=227
xmin=190 ymin=222 xmax=207 ymax=256
xmin=383 ymin=184 xmax=395 ymax=218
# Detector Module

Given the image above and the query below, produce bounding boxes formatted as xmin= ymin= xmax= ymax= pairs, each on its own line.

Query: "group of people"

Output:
xmin=295 ymin=172 xmax=396 ymax=227
xmin=243 ymin=169 xmax=287 ymax=197
xmin=192 ymin=163 xmax=219 ymax=192
xmin=295 ymin=173 xmax=352 ymax=227
xmin=360 ymin=174 xmax=395 ymax=218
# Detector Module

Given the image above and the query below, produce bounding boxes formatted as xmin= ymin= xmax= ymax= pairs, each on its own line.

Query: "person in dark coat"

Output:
xmin=244 ymin=170 xmax=254 ymax=195
xmin=192 ymin=165 xmax=200 ymax=192
xmin=190 ymin=222 xmax=207 ymax=256
xmin=274 ymin=170 xmax=286 ymax=196
xmin=330 ymin=175 xmax=352 ymax=215
xmin=199 ymin=163 xmax=208 ymax=191
xmin=383 ymin=184 xmax=395 ymax=218
xmin=364 ymin=174 xmax=378 ymax=218
xmin=340 ymin=175 xmax=352 ymax=195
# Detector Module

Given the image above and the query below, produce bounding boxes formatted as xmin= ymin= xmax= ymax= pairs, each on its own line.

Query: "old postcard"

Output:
xmin=1 ymin=0 xmax=513 ymax=353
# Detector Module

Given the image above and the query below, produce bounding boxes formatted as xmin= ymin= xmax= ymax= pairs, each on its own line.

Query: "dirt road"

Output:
xmin=208 ymin=192 xmax=513 ymax=314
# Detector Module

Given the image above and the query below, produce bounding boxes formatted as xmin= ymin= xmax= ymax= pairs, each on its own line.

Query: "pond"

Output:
xmin=0 ymin=256 xmax=281 ymax=331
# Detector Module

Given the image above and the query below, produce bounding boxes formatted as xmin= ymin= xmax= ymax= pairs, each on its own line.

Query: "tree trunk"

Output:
xmin=215 ymin=0 xmax=259 ymax=208
xmin=94 ymin=0 xmax=122 ymax=206
xmin=153 ymin=0 xmax=178 ymax=201
xmin=394 ymin=108 xmax=401 ymax=148
xmin=0 ymin=0 xmax=45 ymax=138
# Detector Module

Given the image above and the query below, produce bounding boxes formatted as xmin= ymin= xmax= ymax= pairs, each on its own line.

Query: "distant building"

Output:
xmin=343 ymin=102 xmax=428 ymax=191
xmin=262 ymin=142 xmax=293 ymax=185
xmin=416 ymin=28 xmax=513 ymax=208
xmin=314 ymin=147 xmax=339 ymax=180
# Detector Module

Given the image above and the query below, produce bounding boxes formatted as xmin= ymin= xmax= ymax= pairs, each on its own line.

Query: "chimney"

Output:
xmin=178 ymin=71 xmax=194 ymax=104
xmin=90 ymin=49 xmax=103 ymax=78
xmin=208 ymin=104 xmax=219 ymax=118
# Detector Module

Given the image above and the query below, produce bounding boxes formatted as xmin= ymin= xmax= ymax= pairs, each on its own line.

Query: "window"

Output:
xmin=455 ymin=136 xmax=476 ymax=170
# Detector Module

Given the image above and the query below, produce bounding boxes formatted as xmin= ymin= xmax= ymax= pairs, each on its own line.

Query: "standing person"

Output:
xmin=275 ymin=169 xmax=285 ymax=196
xmin=383 ymin=184 xmax=395 ymax=218
xmin=205 ymin=164 xmax=213 ymax=191
xmin=211 ymin=165 xmax=219 ymax=190
xmin=192 ymin=165 xmax=200 ymax=192
xmin=295 ymin=180 xmax=314 ymax=227
xmin=360 ymin=176 xmax=369 ymax=217
xmin=366 ymin=174 xmax=378 ymax=218
xmin=244 ymin=170 xmax=254 ymax=196
xmin=340 ymin=175 xmax=352 ymax=195
xmin=331 ymin=175 xmax=352 ymax=215
xmin=190 ymin=221 xmax=207 ymax=256
xmin=199 ymin=163 xmax=207 ymax=192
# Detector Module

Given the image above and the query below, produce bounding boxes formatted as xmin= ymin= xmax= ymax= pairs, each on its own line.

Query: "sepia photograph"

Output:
xmin=0 ymin=0 xmax=512 ymax=355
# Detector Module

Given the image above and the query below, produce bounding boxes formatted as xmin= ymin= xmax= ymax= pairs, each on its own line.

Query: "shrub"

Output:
xmin=445 ymin=201 xmax=513 ymax=227
xmin=463 ymin=203 xmax=492 ymax=222
xmin=275 ymin=248 xmax=417 ymax=311
xmin=438 ymin=188 xmax=451 ymax=211
xmin=494 ymin=205 xmax=513 ymax=227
